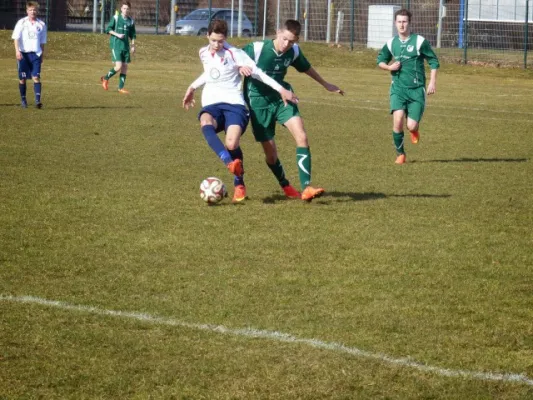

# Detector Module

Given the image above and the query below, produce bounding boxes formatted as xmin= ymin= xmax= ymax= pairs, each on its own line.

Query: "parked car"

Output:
xmin=166 ymin=8 xmax=254 ymax=37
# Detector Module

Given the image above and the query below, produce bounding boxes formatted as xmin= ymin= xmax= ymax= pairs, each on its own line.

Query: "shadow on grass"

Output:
xmin=262 ymin=191 xmax=451 ymax=204
xmin=414 ymin=157 xmax=528 ymax=163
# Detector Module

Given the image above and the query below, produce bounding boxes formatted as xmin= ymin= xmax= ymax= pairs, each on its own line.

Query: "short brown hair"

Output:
xmin=283 ymin=19 xmax=301 ymax=36
xmin=208 ymin=19 xmax=228 ymax=36
xmin=27 ymin=1 xmax=39 ymax=8
xmin=394 ymin=8 xmax=412 ymax=22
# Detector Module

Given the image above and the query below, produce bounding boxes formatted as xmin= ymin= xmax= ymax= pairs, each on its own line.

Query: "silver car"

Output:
xmin=166 ymin=8 xmax=254 ymax=37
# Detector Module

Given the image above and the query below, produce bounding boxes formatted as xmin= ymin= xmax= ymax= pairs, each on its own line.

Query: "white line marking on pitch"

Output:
xmin=2 ymin=294 xmax=532 ymax=387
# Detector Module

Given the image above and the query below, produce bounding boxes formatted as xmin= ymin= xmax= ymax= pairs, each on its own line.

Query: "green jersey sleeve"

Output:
xmin=129 ymin=20 xmax=136 ymax=40
xmin=376 ymin=42 xmax=393 ymax=65
xmin=291 ymin=46 xmax=311 ymax=73
xmin=420 ymin=39 xmax=439 ymax=69
xmin=105 ymin=16 xmax=116 ymax=34
xmin=242 ymin=43 xmax=254 ymax=60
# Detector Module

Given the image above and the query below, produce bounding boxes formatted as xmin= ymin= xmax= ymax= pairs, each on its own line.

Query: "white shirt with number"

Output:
xmin=12 ymin=17 xmax=47 ymax=57
xmin=190 ymin=44 xmax=283 ymax=107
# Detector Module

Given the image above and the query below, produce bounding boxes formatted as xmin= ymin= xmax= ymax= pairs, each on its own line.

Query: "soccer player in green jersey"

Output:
xmin=377 ymin=8 xmax=439 ymax=164
xmin=100 ymin=0 xmax=136 ymax=94
xmin=242 ymin=19 xmax=344 ymax=201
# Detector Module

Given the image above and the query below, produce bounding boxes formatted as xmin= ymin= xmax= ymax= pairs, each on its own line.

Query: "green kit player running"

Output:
xmin=377 ymin=8 xmax=439 ymax=164
xmin=242 ymin=19 xmax=344 ymax=201
xmin=100 ymin=0 xmax=136 ymax=94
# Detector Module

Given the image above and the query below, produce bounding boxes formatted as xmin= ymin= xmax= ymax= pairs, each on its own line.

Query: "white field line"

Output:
xmin=2 ymin=294 xmax=532 ymax=387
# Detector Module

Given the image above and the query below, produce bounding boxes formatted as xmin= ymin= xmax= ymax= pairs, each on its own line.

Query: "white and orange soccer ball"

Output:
xmin=199 ymin=177 xmax=227 ymax=204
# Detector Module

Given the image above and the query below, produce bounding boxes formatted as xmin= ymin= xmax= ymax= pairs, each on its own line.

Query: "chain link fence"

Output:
xmin=1 ymin=0 xmax=532 ymax=67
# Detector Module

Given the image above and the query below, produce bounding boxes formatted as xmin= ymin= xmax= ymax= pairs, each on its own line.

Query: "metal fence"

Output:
xmin=2 ymin=0 xmax=532 ymax=67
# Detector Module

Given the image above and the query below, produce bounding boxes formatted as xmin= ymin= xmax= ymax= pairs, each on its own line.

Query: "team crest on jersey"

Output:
xmin=407 ymin=45 xmax=414 ymax=52
xmin=210 ymin=67 xmax=221 ymax=79
xmin=284 ymin=59 xmax=291 ymax=67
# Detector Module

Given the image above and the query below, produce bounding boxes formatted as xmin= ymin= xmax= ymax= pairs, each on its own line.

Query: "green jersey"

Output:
xmin=242 ymin=40 xmax=311 ymax=106
xmin=377 ymin=34 xmax=439 ymax=89
xmin=106 ymin=13 xmax=136 ymax=51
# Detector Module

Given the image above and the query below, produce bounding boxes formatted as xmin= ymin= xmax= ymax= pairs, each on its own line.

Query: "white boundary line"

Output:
xmin=2 ymin=294 xmax=532 ymax=387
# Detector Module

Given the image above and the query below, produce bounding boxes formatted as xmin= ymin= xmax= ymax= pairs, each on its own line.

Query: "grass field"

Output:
xmin=1 ymin=31 xmax=532 ymax=399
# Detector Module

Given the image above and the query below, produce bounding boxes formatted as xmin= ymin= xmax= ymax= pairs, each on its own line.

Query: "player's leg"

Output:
xmin=223 ymin=105 xmax=248 ymax=202
xmin=406 ymin=88 xmax=425 ymax=144
xmin=225 ymin=125 xmax=247 ymax=202
xmin=118 ymin=53 xmax=130 ymax=93
xmin=17 ymin=55 xmax=29 ymax=108
xmin=284 ymin=116 xmax=324 ymax=201
xmin=250 ymin=106 xmax=298 ymax=198
xmin=390 ymin=87 xmax=408 ymax=164
xmin=199 ymin=108 xmax=241 ymax=176
xmin=29 ymin=53 xmax=43 ymax=108
xmin=392 ymin=110 xmax=407 ymax=164
xmin=101 ymin=49 xmax=122 ymax=89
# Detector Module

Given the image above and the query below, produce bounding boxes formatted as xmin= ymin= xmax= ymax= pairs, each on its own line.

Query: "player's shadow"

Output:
xmin=262 ymin=191 xmax=450 ymax=204
xmin=0 ymin=104 xmax=140 ymax=110
xmin=413 ymin=157 xmax=528 ymax=163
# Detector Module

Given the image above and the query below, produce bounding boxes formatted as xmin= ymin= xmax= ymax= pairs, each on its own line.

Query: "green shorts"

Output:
xmin=389 ymin=84 xmax=426 ymax=122
xmin=248 ymin=98 xmax=300 ymax=142
xmin=111 ymin=48 xmax=131 ymax=63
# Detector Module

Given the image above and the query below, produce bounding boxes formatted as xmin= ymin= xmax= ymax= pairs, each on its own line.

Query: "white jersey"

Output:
xmin=190 ymin=44 xmax=283 ymax=107
xmin=12 ymin=17 xmax=47 ymax=57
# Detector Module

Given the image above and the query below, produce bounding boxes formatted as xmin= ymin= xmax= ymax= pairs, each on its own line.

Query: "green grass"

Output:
xmin=1 ymin=31 xmax=533 ymax=399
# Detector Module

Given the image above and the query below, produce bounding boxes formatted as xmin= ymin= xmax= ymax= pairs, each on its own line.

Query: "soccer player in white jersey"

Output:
xmin=182 ymin=19 xmax=298 ymax=203
xmin=12 ymin=1 xmax=47 ymax=109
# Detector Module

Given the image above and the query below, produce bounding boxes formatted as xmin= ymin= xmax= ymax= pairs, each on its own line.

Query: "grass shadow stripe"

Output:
xmin=2 ymin=294 xmax=532 ymax=387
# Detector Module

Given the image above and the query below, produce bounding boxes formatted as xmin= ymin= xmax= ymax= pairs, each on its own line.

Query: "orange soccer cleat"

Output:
xmin=301 ymin=186 xmax=324 ymax=201
xmin=118 ymin=88 xmax=130 ymax=94
xmin=101 ymin=76 xmax=109 ymax=91
xmin=227 ymin=159 xmax=244 ymax=177
xmin=395 ymin=154 xmax=406 ymax=164
xmin=282 ymin=185 xmax=300 ymax=199
xmin=410 ymin=130 xmax=420 ymax=144
xmin=232 ymin=185 xmax=247 ymax=203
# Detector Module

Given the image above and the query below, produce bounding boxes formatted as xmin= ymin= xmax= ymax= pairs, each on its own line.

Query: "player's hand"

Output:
xmin=131 ymin=45 xmax=135 ymax=54
xmin=427 ymin=81 xmax=436 ymax=95
xmin=324 ymin=83 xmax=344 ymax=96
xmin=15 ymin=50 xmax=22 ymax=60
xmin=117 ymin=33 xmax=125 ymax=39
xmin=238 ymin=66 xmax=253 ymax=77
xmin=279 ymin=88 xmax=299 ymax=106
xmin=389 ymin=61 xmax=401 ymax=71
xmin=182 ymin=87 xmax=196 ymax=110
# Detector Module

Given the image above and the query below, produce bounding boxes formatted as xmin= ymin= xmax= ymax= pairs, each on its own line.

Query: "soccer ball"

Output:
xmin=200 ymin=177 xmax=227 ymax=204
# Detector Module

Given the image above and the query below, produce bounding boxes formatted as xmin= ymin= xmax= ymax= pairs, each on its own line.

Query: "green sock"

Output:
xmin=393 ymin=131 xmax=405 ymax=155
xmin=106 ymin=68 xmax=117 ymax=80
xmin=296 ymin=147 xmax=311 ymax=190
xmin=119 ymin=74 xmax=126 ymax=89
xmin=267 ymin=159 xmax=289 ymax=187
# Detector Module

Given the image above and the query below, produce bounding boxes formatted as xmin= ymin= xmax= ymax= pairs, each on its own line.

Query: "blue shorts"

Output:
xmin=17 ymin=52 xmax=42 ymax=80
xmin=198 ymin=103 xmax=249 ymax=134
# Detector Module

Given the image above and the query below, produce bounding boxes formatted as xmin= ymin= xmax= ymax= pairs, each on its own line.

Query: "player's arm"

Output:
xmin=236 ymin=49 xmax=298 ymax=105
xmin=304 ymin=67 xmax=344 ymax=95
xmin=12 ymin=21 xmax=23 ymax=60
xmin=106 ymin=17 xmax=124 ymax=39
xmin=421 ymin=40 xmax=439 ymax=95
xmin=130 ymin=22 xmax=137 ymax=53
xmin=182 ymin=72 xmax=207 ymax=110
xmin=377 ymin=44 xmax=399 ymax=72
